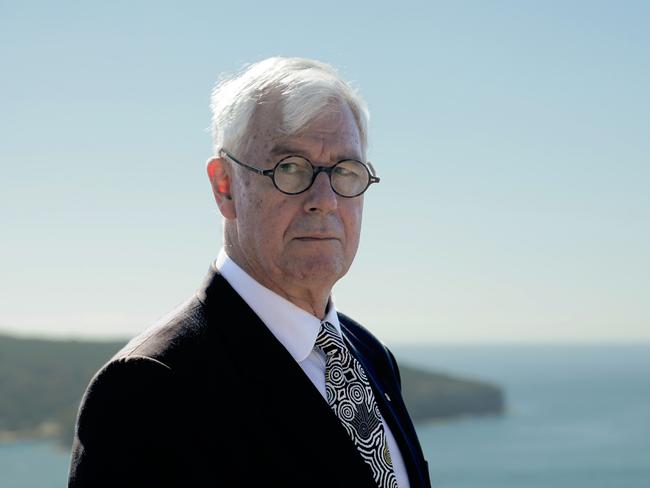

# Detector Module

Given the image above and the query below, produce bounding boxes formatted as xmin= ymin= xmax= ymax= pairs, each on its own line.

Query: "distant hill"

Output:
xmin=399 ymin=364 xmax=505 ymax=421
xmin=0 ymin=332 xmax=504 ymax=447
xmin=0 ymin=333 xmax=124 ymax=445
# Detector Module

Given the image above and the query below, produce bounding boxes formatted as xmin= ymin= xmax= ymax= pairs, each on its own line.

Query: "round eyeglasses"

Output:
xmin=221 ymin=150 xmax=380 ymax=198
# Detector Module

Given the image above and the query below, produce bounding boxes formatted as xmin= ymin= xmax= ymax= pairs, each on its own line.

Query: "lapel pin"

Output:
xmin=384 ymin=392 xmax=391 ymax=402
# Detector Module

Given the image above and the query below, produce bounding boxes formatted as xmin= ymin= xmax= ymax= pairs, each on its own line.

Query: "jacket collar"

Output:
xmin=214 ymin=248 xmax=342 ymax=363
xmin=196 ymin=264 xmax=379 ymax=486
xmin=340 ymin=317 xmax=430 ymax=487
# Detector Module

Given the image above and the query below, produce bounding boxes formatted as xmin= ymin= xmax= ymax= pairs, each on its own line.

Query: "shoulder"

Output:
xmin=71 ymin=343 xmax=189 ymax=486
xmin=110 ymin=295 xmax=209 ymax=370
xmin=73 ymin=354 xmax=180 ymax=465
xmin=82 ymin=267 xmax=249 ymax=404
xmin=76 ymin=295 xmax=209 ymax=435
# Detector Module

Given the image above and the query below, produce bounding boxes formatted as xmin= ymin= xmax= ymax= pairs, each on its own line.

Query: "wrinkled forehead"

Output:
xmin=241 ymin=94 xmax=363 ymax=163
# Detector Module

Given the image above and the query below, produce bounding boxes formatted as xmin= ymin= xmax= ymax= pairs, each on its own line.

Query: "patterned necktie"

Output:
xmin=315 ymin=321 xmax=398 ymax=488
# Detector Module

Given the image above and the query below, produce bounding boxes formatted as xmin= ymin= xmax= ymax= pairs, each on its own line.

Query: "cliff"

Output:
xmin=399 ymin=364 xmax=505 ymax=421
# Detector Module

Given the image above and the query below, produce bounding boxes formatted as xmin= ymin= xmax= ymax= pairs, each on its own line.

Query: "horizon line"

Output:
xmin=1 ymin=329 xmax=649 ymax=347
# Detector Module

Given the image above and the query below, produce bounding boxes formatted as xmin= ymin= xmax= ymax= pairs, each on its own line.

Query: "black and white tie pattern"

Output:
xmin=315 ymin=321 xmax=398 ymax=488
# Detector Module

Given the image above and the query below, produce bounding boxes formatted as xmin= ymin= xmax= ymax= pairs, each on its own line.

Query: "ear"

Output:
xmin=206 ymin=156 xmax=236 ymax=219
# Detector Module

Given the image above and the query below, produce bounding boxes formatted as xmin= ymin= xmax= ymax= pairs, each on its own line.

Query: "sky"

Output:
xmin=1 ymin=1 xmax=648 ymax=344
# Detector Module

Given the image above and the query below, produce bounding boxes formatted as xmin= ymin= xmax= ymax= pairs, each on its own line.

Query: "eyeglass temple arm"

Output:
xmin=221 ymin=151 xmax=274 ymax=177
xmin=367 ymin=161 xmax=381 ymax=184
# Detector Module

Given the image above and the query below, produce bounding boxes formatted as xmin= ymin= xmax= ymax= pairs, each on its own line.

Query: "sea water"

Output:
xmin=0 ymin=439 xmax=70 ymax=488
xmin=395 ymin=343 xmax=650 ymax=487
xmin=1 ymin=344 xmax=649 ymax=487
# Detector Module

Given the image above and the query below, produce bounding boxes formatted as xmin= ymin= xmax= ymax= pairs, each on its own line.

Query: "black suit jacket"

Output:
xmin=68 ymin=264 xmax=431 ymax=487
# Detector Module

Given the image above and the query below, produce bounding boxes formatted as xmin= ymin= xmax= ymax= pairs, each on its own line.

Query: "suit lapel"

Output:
xmin=340 ymin=319 xmax=427 ymax=487
xmin=197 ymin=267 xmax=378 ymax=486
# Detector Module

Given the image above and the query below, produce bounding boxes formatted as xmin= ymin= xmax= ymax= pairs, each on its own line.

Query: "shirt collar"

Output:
xmin=215 ymin=248 xmax=341 ymax=363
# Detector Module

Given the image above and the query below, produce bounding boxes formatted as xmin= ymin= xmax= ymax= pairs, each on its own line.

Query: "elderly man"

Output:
xmin=68 ymin=57 xmax=431 ymax=488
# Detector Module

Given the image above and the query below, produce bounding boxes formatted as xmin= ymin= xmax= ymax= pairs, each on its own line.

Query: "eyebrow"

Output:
xmin=269 ymin=144 xmax=303 ymax=158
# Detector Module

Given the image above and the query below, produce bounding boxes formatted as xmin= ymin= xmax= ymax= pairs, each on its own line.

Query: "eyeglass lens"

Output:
xmin=275 ymin=157 xmax=370 ymax=196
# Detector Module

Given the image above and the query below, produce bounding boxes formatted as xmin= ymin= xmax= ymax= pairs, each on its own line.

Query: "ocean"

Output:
xmin=395 ymin=343 xmax=650 ymax=487
xmin=1 ymin=344 xmax=649 ymax=487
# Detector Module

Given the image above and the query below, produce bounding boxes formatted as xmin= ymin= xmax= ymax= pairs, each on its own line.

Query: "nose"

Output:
xmin=303 ymin=171 xmax=338 ymax=214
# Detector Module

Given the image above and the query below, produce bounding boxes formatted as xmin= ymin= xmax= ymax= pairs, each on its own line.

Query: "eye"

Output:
xmin=276 ymin=156 xmax=311 ymax=175
xmin=277 ymin=162 xmax=301 ymax=174
xmin=334 ymin=166 xmax=353 ymax=176
xmin=334 ymin=161 xmax=364 ymax=178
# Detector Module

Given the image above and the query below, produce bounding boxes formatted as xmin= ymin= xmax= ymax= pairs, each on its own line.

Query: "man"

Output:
xmin=68 ymin=57 xmax=431 ymax=488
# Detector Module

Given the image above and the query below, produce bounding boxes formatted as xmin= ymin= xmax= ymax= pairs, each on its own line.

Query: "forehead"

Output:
xmin=244 ymin=97 xmax=363 ymax=163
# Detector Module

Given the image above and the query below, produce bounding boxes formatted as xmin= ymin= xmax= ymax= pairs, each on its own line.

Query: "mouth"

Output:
xmin=294 ymin=236 xmax=338 ymax=241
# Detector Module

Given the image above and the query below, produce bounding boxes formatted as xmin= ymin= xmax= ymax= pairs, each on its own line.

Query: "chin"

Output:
xmin=288 ymin=256 xmax=347 ymax=283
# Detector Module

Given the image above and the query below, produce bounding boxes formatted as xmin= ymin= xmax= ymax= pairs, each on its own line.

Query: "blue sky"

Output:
xmin=1 ymin=1 xmax=648 ymax=343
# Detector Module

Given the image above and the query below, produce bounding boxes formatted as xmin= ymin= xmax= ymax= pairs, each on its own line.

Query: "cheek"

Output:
xmin=349 ymin=200 xmax=364 ymax=228
xmin=249 ymin=196 xmax=292 ymax=248
xmin=235 ymin=191 xmax=267 ymax=242
xmin=343 ymin=203 xmax=363 ymax=246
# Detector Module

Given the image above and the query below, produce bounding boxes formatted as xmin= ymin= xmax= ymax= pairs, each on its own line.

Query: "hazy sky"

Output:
xmin=1 ymin=1 xmax=648 ymax=344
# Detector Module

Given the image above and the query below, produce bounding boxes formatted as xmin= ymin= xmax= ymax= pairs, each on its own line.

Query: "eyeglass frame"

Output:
xmin=220 ymin=150 xmax=380 ymax=198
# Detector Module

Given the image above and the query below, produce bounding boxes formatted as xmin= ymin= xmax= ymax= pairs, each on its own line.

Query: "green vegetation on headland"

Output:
xmin=400 ymin=364 xmax=504 ymax=421
xmin=0 ymin=332 xmax=504 ymax=447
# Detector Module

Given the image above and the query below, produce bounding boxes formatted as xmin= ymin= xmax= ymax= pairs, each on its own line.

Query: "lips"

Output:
xmin=295 ymin=235 xmax=338 ymax=241
xmin=295 ymin=237 xmax=337 ymax=240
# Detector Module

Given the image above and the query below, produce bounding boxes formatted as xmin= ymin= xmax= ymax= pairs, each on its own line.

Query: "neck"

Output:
xmin=281 ymin=289 xmax=331 ymax=320
xmin=224 ymin=243 xmax=332 ymax=320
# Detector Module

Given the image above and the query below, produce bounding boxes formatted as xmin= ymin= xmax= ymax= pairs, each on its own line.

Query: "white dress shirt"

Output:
xmin=215 ymin=248 xmax=410 ymax=488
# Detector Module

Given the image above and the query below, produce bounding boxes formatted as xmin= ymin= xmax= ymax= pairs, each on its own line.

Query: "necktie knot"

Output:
xmin=315 ymin=321 xmax=346 ymax=357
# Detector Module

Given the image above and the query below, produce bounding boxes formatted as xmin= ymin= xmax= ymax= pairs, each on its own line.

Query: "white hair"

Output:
xmin=209 ymin=57 xmax=369 ymax=157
